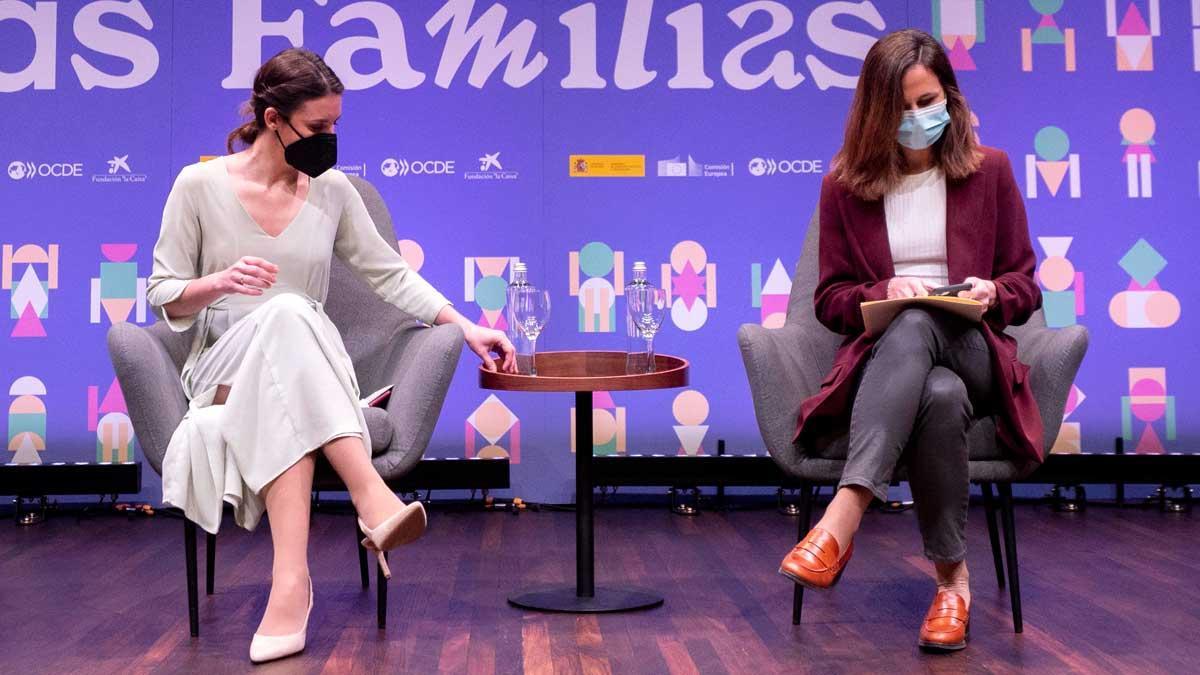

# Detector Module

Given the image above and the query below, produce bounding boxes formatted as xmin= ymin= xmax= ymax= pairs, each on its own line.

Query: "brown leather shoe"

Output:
xmin=918 ymin=590 xmax=970 ymax=652
xmin=778 ymin=527 xmax=854 ymax=590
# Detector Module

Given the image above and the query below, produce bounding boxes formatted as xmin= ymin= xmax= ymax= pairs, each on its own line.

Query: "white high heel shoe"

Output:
xmin=249 ymin=577 xmax=313 ymax=664
xmin=358 ymin=501 xmax=427 ymax=579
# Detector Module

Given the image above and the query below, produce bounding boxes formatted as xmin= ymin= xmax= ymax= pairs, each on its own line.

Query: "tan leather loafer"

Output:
xmin=918 ymin=590 xmax=970 ymax=651
xmin=778 ymin=527 xmax=854 ymax=590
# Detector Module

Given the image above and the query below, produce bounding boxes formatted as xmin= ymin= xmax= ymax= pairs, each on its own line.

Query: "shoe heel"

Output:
xmin=374 ymin=550 xmax=391 ymax=580
xmin=358 ymin=519 xmax=392 ymax=579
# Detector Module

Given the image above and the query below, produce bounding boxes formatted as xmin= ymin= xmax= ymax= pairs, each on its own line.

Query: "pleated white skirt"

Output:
xmin=161 ymin=293 xmax=369 ymax=534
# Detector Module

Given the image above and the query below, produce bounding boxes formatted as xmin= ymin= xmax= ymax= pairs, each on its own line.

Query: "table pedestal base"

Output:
xmin=477 ymin=371 xmax=689 ymax=617
xmin=508 ymin=585 xmax=663 ymax=614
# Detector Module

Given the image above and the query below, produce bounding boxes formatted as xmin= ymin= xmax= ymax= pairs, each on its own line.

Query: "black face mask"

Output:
xmin=275 ymin=118 xmax=337 ymax=178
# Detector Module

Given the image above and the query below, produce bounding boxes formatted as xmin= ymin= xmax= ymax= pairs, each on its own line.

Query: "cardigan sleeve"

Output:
xmin=812 ymin=175 xmax=890 ymax=335
xmin=146 ymin=165 xmax=203 ymax=332
xmin=986 ymin=151 xmax=1042 ymax=327
xmin=332 ymin=174 xmax=451 ymax=325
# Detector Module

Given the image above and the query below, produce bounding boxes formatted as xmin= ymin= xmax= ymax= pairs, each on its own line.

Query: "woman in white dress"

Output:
xmin=146 ymin=48 xmax=516 ymax=663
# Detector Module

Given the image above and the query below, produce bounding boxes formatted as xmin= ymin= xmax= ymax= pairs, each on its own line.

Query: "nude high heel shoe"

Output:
xmin=358 ymin=501 xmax=427 ymax=579
xmin=249 ymin=577 xmax=313 ymax=664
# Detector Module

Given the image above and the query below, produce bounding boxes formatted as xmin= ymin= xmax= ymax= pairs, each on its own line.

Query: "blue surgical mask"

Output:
xmin=898 ymin=100 xmax=950 ymax=150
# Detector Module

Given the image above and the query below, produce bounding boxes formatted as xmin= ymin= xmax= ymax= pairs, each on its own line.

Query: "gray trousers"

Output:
xmin=840 ymin=308 xmax=993 ymax=563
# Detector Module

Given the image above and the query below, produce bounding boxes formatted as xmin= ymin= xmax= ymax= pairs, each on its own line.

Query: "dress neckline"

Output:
xmin=217 ymin=155 xmax=311 ymax=240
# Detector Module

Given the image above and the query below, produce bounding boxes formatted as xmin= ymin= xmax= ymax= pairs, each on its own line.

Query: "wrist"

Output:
xmin=206 ymin=271 xmax=230 ymax=295
xmin=435 ymin=305 xmax=475 ymax=332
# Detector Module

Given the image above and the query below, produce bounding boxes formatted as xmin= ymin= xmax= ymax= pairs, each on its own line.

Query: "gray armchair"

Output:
xmin=107 ymin=175 xmax=463 ymax=636
xmin=737 ymin=208 xmax=1088 ymax=632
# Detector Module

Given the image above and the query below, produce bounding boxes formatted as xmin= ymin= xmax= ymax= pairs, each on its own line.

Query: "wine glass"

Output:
xmin=627 ymin=286 xmax=668 ymax=372
xmin=512 ymin=288 xmax=551 ymax=375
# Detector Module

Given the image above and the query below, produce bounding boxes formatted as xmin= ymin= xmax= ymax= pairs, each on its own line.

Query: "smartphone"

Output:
xmin=929 ymin=283 xmax=973 ymax=297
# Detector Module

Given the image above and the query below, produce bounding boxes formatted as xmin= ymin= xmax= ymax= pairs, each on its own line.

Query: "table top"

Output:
xmin=479 ymin=351 xmax=689 ymax=392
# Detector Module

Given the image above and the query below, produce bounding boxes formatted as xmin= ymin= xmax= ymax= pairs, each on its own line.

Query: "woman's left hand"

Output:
xmin=958 ymin=276 xmax=997 ymax=310
xmin=464 ymin=324 xmax=518 ymax=373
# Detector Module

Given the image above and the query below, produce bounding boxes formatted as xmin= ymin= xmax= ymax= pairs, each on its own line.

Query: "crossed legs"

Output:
xmin=213 ymin=386 xmax=406 ymax=637
xmin=810 ymin=308 xmax=992 ymax=605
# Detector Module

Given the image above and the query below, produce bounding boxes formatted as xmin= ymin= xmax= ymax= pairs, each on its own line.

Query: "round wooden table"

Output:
xmin=480 ymin=350 xmax=689 ymax=613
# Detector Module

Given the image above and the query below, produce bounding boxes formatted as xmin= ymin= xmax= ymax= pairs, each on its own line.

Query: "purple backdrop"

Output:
xmin=2 ymin=0 xmax=1196 ymax=503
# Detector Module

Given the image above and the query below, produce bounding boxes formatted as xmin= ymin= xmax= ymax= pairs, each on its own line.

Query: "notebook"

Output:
xmin=359 ymin=384 xmax=394 ymax=408
xmin=860 ymin=295 xmax=985 ymax=337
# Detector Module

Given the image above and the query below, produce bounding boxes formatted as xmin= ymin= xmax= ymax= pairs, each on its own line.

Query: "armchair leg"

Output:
xmin=981 ymin=483 xmax=1006 ymax=589
xmin=205 ymin=533 xmax=216 ymax=595
xmin=183 ymin=519 xmax=200 ymax=638
xmin=377 ymin=551 xmax=388 ymax=630
xmin=792 ymin=482 xmax=814 ymax=626
xmin=356 ymin=518 xmax=369 ymax=589
xmin=997 ymin=483 xmax=1023 ymax=633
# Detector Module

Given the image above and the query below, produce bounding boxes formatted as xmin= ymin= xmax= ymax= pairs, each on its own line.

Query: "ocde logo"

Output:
xmin=8 ymin=160 xmax=85 ymax=180
xmin=748 ymin=158 xmax=823 ymax=176
xmin=380 ymin=158 xmax=456 ymax=178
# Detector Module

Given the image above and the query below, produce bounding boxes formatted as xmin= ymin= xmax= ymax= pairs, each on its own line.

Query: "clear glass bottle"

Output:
xmin=505 ymin=262 xmax=534 ymax=374
xmin=624 ymin=261 xmax=651 ymax=374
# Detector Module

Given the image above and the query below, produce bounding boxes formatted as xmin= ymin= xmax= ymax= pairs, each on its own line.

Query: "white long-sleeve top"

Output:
xmin=146 ymin=156 xmax=450 ymax=391
xmin=883 ymin=167 xmax=950 ymax=287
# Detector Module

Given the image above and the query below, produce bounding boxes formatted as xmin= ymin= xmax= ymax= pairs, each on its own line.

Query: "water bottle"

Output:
xmin=505 ymin=262 xmax=534 ymax=374
xmin=624 ymin=261 xmax=651 ymax=374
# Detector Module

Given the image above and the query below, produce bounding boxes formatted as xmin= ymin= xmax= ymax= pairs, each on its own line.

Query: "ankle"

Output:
xmin=812 ymin=515 xmax=857 ymax=554
xmin=270 ymin=567 xmax=309 ymax=592
xmin=937 ymin=576 xmax=970 ymax=591
xmin=354 ymin=486 xmax=404 ymax=528
xmin=935 ymin=563 xmax=971 ymax=606
xmin=937 ymin=580 xmax=971 ymax=607
xmin=813 ymin=487 xmax=872 ymax=547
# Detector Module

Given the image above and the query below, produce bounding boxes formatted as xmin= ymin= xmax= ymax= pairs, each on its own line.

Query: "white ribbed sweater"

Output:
xmin=883 ymin=167 xmax=949 ymax=286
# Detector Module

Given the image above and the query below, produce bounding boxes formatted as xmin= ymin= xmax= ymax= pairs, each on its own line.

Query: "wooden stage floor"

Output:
xmin=3 ymin=502 xmax=1197 ymax=674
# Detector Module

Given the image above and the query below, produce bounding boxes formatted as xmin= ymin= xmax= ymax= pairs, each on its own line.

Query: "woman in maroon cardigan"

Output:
xmin=778 ymin=29 xmax=1042 ymax=651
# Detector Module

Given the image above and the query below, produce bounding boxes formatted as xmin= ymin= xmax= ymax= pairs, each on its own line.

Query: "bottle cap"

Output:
xmin=632 ymin=261 xmax=647 ymax=272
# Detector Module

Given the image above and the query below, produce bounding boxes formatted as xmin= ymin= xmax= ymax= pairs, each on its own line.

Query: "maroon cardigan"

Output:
xmin=794 ymin=146 xmax=1045 ymax=470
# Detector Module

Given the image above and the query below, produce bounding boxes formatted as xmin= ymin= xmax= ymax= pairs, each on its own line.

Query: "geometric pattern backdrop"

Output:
xmin=1 ymin=1 xmax=1196 ymax=502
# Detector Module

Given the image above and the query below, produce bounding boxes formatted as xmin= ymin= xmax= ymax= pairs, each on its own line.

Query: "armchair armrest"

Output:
xmin=737 ymin=323 xmax=833 ymax=460
xmin=106 ymin=323 xmax=189 ymax=475
xmin=1010 ymin=323 xmax=1089 ymax=453
xmin=372 ymin=322 xmax=465 ymax=478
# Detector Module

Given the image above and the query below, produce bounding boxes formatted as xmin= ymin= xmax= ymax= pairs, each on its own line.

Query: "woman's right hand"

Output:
xmin=218 ymin=256 xmax=278 ymax=296
xmin=886 ymin=276 xmax=936 ymax=299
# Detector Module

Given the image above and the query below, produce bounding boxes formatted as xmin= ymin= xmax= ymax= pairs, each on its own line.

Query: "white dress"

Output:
xmin=146 ymin=157 xmax=450 ymax=534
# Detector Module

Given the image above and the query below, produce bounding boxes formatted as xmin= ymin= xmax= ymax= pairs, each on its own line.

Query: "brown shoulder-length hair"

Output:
xmin=226 ymin=48 xmax=345 ymax=154
xmin=830 ymin=29 xmax=981 ymax=201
